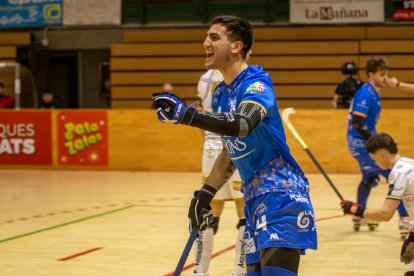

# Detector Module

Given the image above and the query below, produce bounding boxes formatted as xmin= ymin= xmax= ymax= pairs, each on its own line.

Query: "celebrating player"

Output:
xmin=193 ymin=69 xmax=246 ymax=276
xmin=347 ymin=56 xmax=412 ymax=236
xmin=341 ymin=133 xmax=414 ymax=276
xmin=153 ymin=15 xmax=317 ymax=276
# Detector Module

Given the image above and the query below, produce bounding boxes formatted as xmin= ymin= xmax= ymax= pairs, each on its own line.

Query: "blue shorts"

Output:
xmin=244 ymin=191 xmax=318 ymax=265
xmin=348 ymin=136 xmax=390 ymax=182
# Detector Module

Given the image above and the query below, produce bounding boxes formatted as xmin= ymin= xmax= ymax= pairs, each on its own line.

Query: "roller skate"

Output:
xmin=353 ymin=217 xmax=363 ymax=232
xmin=366 ymin=221 xmax=379 ymax=231
xmin=352 ymin=217 xmax=379 ymax=231
xmin=399 ymin=216 xmax=414 ymax=240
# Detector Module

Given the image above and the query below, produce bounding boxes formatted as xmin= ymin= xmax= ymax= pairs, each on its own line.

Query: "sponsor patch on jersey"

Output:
xmin=389 ymin=173 xmax=396 ymax=184
xmin=245 ymin=82 xmax=265 ymax=95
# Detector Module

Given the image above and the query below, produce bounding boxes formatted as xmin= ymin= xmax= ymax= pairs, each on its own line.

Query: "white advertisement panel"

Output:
xmin=64 ymin=0 xmax=121 ymax=25
xmin=290 ymin=0 xmax=384 ymax=24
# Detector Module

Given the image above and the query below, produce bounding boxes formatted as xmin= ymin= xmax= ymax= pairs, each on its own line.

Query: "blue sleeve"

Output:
xmin=352 ymin=90 xmax=373 ymax=118
xmin=239 ymin=79 xmax=274 ymax=114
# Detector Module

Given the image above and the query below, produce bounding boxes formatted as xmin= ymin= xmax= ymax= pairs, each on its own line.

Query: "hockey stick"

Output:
xmin=282 ymin=108 xmax=344 ymax=201
xmin=173 ymin=227 xmax=198 ymax=276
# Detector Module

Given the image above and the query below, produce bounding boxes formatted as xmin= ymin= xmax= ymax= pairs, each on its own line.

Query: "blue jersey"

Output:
xmin=212 ymin=65 xmax=309 ymax=201
xmin=347 ymin=82 xmax=381 ymax=139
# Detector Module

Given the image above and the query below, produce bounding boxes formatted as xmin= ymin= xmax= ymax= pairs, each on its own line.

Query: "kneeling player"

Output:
xmin=341 ymin=133 xmax=414 ymax=276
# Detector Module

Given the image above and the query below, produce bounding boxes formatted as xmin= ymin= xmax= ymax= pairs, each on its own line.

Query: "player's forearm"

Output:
xmin=399 ymin=82 xmax=414 ymax=93
xmin=205 ymin=149 xmax=236 ymax=191
xmin=363 ymin=208 xmax=394 ymax=222
xmin=181 ymin=102 xmax=263 ymax=137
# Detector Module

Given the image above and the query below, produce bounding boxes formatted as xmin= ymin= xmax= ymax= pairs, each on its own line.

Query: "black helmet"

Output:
xmin=341 ymin=62 xmax=358 ymax=75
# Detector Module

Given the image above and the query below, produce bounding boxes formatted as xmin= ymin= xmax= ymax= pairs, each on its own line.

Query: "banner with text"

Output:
xmin=57 ymin=111 xmax=108 ymax=167
xmin=0 ymin=0 xmax=62 ymax=28
xmin=392 ymin=0 xmax=414 ymax=20
xmin=290 ymin=0 xmax=384 ymax=24
xmin=0 ymin=111 xmax=52 ymax=165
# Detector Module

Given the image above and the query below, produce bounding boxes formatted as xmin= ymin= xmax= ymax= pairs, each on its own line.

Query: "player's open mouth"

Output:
xmin=206 ymin=53 xmax=214 ymax=59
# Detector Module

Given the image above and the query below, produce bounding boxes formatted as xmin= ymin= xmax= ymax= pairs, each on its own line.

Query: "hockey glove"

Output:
xmin=341 ymin=200 xmax=365 ymax=217
xmin=188 ymin=184 xmax=217 ymax=232
xmin=401 ymin=232 xmax=414 ymax=264
xmin=152 ymin=92 xmax=196 ymax=124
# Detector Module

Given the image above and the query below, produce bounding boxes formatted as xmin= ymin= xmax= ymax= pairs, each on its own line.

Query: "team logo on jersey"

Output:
xmin=297 ymin=210 xmax=314 ymax=230
xmin=245 ymin=82 xmax=265 ymax=95
xmin=244 ymin=232 xmax=256 ymax=254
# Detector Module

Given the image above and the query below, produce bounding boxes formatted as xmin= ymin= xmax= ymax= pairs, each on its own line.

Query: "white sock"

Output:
xmin=194 ymin=227 xmax=214 ymax=274
xmin=233 ymin=225 xmax=246 ymax=275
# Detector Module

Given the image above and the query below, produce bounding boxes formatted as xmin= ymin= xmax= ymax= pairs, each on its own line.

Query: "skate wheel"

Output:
xmin=353 ymin=225 xmax=360 ymax=232
xmin=368 ymin=224 xmax=378 ymax=231
xmin=401 ymin=234 xmax=407 ymax=240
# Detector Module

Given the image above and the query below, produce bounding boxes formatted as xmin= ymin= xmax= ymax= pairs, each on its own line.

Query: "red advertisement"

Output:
xmin=0 ymin=111 xmax=52 ymax=165
xmin=392 ymin=0 xmax=414 ymax=20
xmin=57 ymin=111 xmax=108 ymax=166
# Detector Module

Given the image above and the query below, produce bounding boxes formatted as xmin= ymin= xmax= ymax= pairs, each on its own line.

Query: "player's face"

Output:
xmin=203 ymin=24 xmax=233 ymax=69
xmin=370 ymin=150 xmax=390 ymax=170
xmin=369 ymin=69 xmax=388 ymax=89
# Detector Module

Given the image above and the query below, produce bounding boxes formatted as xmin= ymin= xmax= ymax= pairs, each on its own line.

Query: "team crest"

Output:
xmin=245 ymin=82 xmax=265 ymax=94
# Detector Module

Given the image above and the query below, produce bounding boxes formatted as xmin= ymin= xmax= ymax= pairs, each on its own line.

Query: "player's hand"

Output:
xmin=385 ymin=76 xmax=399 ymax=88
xmin=188 ymin=184 xmax=217 ymax=232
xmin=401 ymin=232 xmax=414 ymax=264
xmin=340 ymin=200 xmax=365 ymax=217
xmin=152 ymin=92 xmax=192 ymax=124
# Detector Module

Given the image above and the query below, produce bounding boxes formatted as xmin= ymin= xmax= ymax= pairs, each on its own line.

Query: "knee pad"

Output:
xmin=405 ymin=272 xmax=414 ymax=276
xmin=237 ymin=218 xmax=246 ymax=229
xmin=207 ymin=216 xmax=220 ymax=235
xmin=262 ymin=266 xmax=297 ymax=276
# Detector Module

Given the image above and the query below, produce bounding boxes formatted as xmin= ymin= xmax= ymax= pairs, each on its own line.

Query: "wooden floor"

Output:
xmin=0 ymin=170 xmax=407 ymax=276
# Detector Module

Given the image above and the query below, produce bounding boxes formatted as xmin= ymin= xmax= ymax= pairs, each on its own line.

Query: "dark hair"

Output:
xmin=341 ymin=62 xmax=358 ymax=75
xmin=366 ymin=56 xmax=389 ymax=75
xmin=210 ymin=15 xmax=253 ymax=59
xmin=0 ymin=82 xmax=4 ymax=89
xmin=366 ymin=133 xmax=398 ymax=154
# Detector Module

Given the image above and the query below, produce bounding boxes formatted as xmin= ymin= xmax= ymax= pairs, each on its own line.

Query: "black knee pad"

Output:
xmin=405 ymin=271 xmax=414 ymax=276
xmin=236 ymin=218 xmax=246 ymax=229
xmin=207 ymin=216 xmax=220 ymax=235
xmin=260 ymin=247 xmax=300 ymax=273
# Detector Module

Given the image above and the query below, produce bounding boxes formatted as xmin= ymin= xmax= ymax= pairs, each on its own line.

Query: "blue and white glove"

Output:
xmin=152 ymin=92 xmax=195 ymax=124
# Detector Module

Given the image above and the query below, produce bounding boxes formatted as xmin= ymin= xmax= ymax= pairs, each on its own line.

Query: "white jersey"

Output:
xmin=386 ymin=157 xmax=414 ymax=218
xmin=197 ymin=69 xmax=223 ymax=141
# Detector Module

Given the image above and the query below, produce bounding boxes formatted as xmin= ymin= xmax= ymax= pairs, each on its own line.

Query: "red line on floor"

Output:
xmin=58 ymin=247 xmax=103 ymax=261
xmin=165 ymin=213 xmax=343 ymax=275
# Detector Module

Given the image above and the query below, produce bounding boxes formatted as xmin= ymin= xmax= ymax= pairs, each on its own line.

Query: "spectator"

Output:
xmin=162 ymin=83 xmax=174 ymax=93
xmin=332 ymin=62 xmax=363 ymax=109
xmin=39 ymin=90 xmax=58 ymax=109
xmin=0 ymin=82 xmax=15 ymax=109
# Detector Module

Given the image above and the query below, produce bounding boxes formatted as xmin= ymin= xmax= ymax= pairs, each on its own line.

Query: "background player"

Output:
xmin=341 ymin=133 xmax=414 ymax=276
xmin=193 ymin=68 xmax=246 ymax=276
xmin=153 ymin=15 xmax=317 ymax=276
xmin=347 ymin=56 xmax=412 ymax=236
